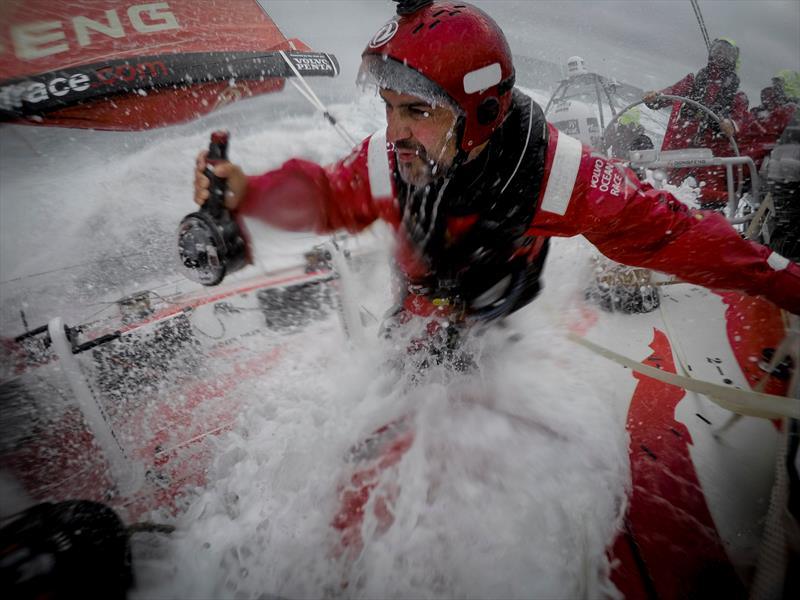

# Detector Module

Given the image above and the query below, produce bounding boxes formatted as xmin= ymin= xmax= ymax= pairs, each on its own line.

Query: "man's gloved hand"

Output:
xmin=193 ymin=151 xmax=248 ymax=210
xmin=642 ymin=90 xmax=658 ymax=103
xmin=642 ymin=90 xmax=661 ymax=109
xmin=719 ymin=118 xmax=736 ymax=137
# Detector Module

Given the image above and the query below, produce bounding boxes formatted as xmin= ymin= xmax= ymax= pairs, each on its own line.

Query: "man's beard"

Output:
xmin=394 ymin=141 xmax=452 ymax=188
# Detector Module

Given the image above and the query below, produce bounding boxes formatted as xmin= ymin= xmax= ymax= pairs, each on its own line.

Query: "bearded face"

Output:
xmin=380 ymin=88 xmax=459 ymax=187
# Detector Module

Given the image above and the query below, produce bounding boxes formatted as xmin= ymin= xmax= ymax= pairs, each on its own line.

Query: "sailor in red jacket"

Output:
xmin=643 ymin=38 xmax=749 ymax=207
xmin=194 ymin=0 xmax=800 ymax=322
xmin=740 ymin=78 xmax=798 ymax=172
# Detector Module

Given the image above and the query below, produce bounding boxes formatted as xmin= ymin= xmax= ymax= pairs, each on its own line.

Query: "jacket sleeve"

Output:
xmin=529 ymin=126 xmax=800 ymax=313
xmin=235 ymin=136 xmax=382 ymax=236
xmin=644 ymin=73 xmax=695 ymax=110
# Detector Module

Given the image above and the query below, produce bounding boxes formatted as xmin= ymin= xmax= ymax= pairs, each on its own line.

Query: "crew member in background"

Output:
xmin=741 ymin=73 xmax=798 ymax=172
xmin=775 ymin=69 xmax=800 ymax=103
xmin=605 ymin=107 xmax=654 ymax=159
xmin=643 ymin=38 xmax=749 ymax=208
xmin=741 ymin=71 xmax=800 ymax=265
xmin=194 ymin=1 xmax=800 ymax=330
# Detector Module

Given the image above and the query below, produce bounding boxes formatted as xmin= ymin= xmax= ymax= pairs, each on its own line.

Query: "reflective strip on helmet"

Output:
xmin=767 ymin=252 xmax=789 ymax=271
xmin=367 ymin=131 xmax=393 ymax=199
xmin=539 ymin=132 xmax=582 ymax=216
xmin=463 ymin=63 xmax=502 ymax=94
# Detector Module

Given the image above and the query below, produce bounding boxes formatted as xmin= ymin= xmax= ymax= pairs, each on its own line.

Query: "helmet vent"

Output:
xmin=429 ymin=19 xmax=441 ymax=29
xmin=449 ymin=11 xmax=461 ymax=15
xmin=412 ymin=23 xmax=425 ymax=34
xmin=432 ymin=9 xmax=446 ymax=16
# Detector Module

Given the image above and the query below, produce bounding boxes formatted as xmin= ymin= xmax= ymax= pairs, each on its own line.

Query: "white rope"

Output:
xmin=279 ymin=51 xmax=358 ymax=148
xmin=286 ymin=78 xmax=321 ymax=111
xmin=567 ymin=331 xmax=800 ymax=419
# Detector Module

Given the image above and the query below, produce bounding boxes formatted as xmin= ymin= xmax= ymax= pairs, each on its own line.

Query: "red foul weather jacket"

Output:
xmin=653 ymin=71 xmax=749 ymax=152
xmin=646 ymin=69 xmax=749 ymax=204
xmin=236 ymin=92 xmax=799 ymax=317
xmin=739 ymin=103 xmax=798 ymax=172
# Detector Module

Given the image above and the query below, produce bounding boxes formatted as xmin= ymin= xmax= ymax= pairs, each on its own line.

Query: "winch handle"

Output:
xmin=203 ymin=130 xmax=230 ymax=221
xmin=177 ymin=130 xmax=247 ymax=286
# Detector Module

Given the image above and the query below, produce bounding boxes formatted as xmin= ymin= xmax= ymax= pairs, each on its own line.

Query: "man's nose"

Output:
xmin=386 ymin=113 xmax=411 ymax=144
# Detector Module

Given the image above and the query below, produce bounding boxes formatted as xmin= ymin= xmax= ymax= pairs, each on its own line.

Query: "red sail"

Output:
xmin=0 ymin=0 xmax=335 ymax=129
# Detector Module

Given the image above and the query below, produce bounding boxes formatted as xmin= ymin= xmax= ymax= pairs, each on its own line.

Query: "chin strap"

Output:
xmin=450 ymin=115 xmax=471 ymax=169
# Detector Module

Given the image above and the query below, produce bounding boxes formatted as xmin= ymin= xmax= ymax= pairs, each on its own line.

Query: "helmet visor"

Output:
xmin=357 ymin=54 xmax=462 ymax=114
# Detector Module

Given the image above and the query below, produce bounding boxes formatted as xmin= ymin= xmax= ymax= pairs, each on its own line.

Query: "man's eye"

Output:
xmin=410 ymin=108 xmax=431 ymax=119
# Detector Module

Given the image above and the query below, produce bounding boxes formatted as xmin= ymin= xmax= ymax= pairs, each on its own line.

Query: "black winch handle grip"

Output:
xmin=203 ymin=130 xmax=229 ymax=220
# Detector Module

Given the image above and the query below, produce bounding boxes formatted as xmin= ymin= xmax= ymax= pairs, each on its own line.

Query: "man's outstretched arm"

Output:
xmin=194 ymin=136 xmax=385 ymax=242
xmin=530 ymin=127 xmax=800 ymax=313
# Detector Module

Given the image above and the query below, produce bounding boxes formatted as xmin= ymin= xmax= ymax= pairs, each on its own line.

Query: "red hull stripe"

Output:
xmin=611 ymin=328 xmax=744 ymax=599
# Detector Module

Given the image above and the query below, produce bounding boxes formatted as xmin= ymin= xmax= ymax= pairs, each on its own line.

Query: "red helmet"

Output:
xmin=359 ymin=0 xmax=515 ymax=152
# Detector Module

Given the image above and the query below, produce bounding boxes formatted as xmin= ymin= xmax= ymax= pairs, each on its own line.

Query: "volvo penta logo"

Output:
xmin=369 ymin=20 xmax=399 ymax=48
